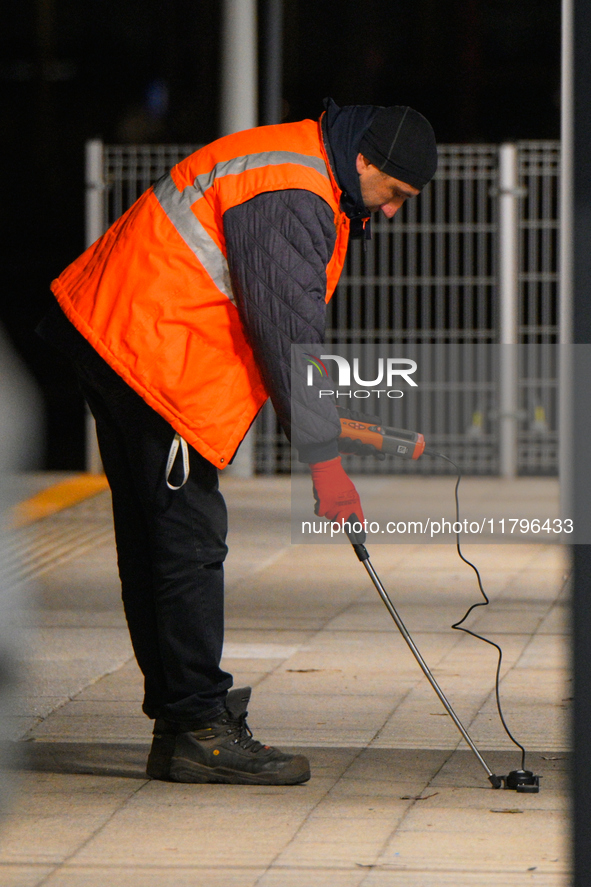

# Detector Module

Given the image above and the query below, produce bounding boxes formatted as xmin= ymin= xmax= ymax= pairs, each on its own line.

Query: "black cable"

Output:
xmin=427 ymin=450 xmax=527 ymax=771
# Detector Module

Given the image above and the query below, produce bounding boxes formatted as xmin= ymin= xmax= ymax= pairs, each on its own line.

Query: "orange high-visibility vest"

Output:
xmin=51 ymin=118 xmax=350 ymax=468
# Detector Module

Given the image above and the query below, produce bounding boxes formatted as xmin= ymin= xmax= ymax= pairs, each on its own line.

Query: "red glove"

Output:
xmin=309 ymin=456 xmax=365 ymax=525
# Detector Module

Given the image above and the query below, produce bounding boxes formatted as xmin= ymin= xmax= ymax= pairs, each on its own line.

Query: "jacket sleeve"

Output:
xmin=223 ymin=188 xmax=342 ymax=463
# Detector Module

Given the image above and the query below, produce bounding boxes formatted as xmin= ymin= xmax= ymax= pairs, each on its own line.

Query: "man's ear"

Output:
xmin=356 ymin=153 xmax=371 ymax=175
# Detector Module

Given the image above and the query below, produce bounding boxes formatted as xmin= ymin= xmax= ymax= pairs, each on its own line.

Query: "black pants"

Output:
xmin=69 ymin=341 xmax=233 ymax=722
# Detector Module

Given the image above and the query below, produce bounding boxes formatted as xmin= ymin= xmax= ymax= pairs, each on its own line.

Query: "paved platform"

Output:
xmin=1 ymin=474 xmax=571 ymax=886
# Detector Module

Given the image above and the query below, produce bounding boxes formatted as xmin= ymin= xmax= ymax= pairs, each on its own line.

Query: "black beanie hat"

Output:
xmin=358 ymin=106 xmax=438 ymax=191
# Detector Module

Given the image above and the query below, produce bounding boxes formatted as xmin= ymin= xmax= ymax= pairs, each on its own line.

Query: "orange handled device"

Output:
xmin=337 ymin=408 xmax=426 ymax=460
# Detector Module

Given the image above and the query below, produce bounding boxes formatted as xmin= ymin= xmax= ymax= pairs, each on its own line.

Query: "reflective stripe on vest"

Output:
xmin=153 ymin=150 xmax=330 ymax=303
xmin=153 ymin=174 xmax=234 ymax=301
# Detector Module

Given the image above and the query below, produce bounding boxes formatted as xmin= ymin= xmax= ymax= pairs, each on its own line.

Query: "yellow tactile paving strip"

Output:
xmin=11 ymin=474 xmax=110 ymax=527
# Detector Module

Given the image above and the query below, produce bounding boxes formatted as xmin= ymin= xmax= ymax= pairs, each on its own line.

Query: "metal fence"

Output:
xmin=86 ymin=139 xmax=561 ymax=476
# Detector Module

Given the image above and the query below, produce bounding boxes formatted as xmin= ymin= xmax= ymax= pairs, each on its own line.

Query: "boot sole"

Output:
xmin=168 ymin=754 xmax=311 ymax=785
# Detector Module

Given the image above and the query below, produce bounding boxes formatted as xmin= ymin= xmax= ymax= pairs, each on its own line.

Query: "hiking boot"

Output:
xmin=146 ymin=687 xmax=310 ymax=785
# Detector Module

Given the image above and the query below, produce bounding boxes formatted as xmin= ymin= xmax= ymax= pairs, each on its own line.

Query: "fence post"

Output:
xmin=85 ymin=139 xmax=104 ymax=249
xmin=498 ymin=143 xmax=519 ymax=478
xmin=221 ymin=0 xmax=258 ymax=137
xmin=84 ymin=139 xmax=105 ymax=475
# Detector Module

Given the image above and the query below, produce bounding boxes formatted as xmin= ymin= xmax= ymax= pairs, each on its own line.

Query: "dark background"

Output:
xmin=1 ymin=0 xmax=561 ymax=469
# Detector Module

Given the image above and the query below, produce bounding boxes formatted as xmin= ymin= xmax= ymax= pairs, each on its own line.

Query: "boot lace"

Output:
xmin=224 ymin=712 xmax=265 ymax=752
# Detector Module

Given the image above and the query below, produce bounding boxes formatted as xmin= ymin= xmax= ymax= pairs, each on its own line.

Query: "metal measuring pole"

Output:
xmin=349 ymin=537 xmax=501 ymax=787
